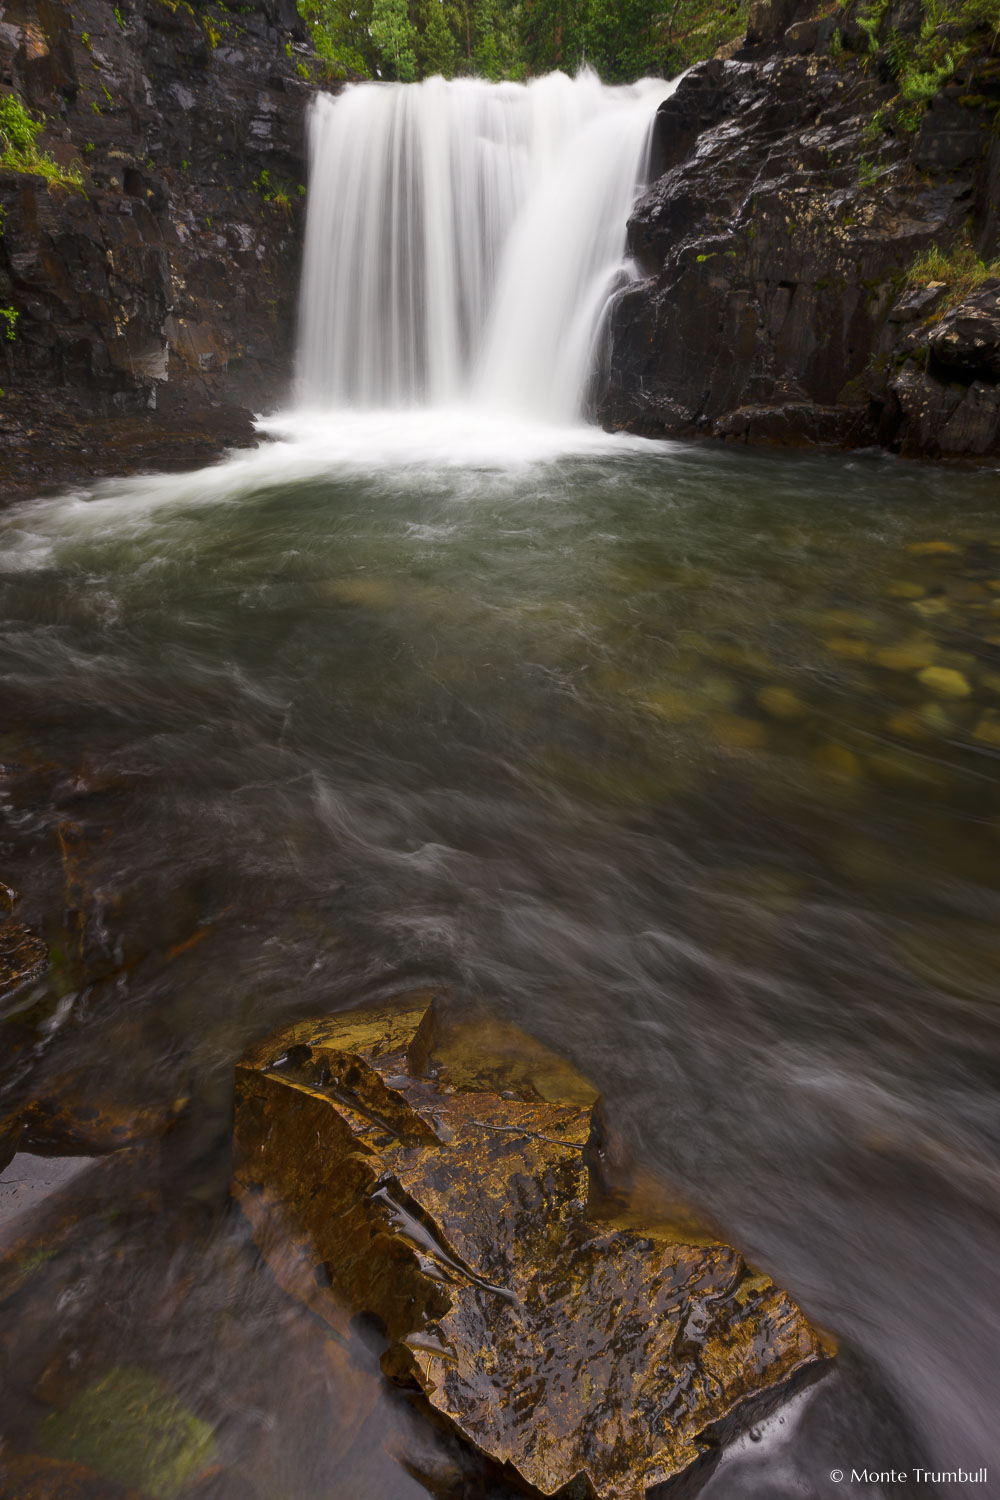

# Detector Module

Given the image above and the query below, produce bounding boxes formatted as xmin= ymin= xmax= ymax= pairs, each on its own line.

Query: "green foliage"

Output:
xmin=473 ymin=0 xmax=507 ymax=77
xmin=420 ymin=0 xmax=457 ymax=75
xmin=858 ymin=153 xmax=888 ymax=187
xmin=295 ymin=0 xmax=994 ymax=86
xmin=254 ymin=167 xmax=294 ymax=210
xmin=856 ymin=0 xmax=888 ymax=54
xmin=0 ymin=93 xmax=85 ymax=189
xmin=300 ymin=0 xmax=375 ymax=75
xmin=371 ymin=0 xmax=418 ymax=78
xmin=1 ymin=305 xmax=18 ymax=341
xmin=861 ymin=103 xmax=888 ymax=142
xmin=297 ymin=0 xmax=750 ymax=82
xmin=898 ymin=51 xmax=955 ymax=101
xmin=0 ymin=92 xmax=43 ymax=152
xmin=906 ymin=236 xmax=1000 ymax=313
xmin=114 ymin=7 xmax=127 ymax=27
xmin=847 ymin=0 xmax=1000 ymax=132
xmin=583 ymin=0 xmax=663 ymax=81
xmin=519 ymin=0 xmax=586 ymax=74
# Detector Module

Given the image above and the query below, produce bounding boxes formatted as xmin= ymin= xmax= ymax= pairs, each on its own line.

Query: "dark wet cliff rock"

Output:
xmin=0 ymin=0 xmax=319 ymax=494
xmin=597 ymin=1 xmax=1000 ymax=462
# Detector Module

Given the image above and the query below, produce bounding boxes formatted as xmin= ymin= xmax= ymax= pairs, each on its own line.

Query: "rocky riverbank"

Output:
xmin=596 ymin=0 xmax=1000 ymax=462
xmin=0 ymin=0 xmax=320 ymax=494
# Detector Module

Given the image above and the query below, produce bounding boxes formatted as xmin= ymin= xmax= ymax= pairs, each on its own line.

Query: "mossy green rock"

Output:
xmin=233 ymin=994 xmax=833 ymax=1500
xmin=38 ymin=1367 xmax=214 ymax=1500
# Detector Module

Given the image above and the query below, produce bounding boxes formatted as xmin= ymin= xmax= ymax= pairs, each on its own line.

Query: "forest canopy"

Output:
xmin=298 ymin=0 xmax=751 ymax=84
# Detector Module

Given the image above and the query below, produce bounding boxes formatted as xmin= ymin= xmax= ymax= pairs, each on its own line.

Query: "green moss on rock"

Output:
xmin=38 ymin=1367 xmax=215 ymax=1500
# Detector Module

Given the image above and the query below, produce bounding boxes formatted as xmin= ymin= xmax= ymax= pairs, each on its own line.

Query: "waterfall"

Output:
xmin=296 ymin=70 xmax=674 ymax=424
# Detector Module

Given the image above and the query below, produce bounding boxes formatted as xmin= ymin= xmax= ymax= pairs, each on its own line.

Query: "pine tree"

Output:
xmin=474 ymin=0 xmax=504 ymax=77
xmin=371 ymin=0 xmax=419 ymax=79
xmin=581 ymin=0 xmax=663 ymax=82
xmin=519 ymin=0 xmax=586 ymax=74
xmin=420 ymin=0 xmax=457 ymax=76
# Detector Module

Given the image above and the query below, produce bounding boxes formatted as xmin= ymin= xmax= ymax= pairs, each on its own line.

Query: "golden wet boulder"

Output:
xmin=233 ymin=994 xmax=832 ymax=1499
xmin=0 ymin=914 xmax=47 ymax=1001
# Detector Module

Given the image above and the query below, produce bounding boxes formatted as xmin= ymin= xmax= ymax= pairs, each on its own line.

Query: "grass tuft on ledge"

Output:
xmin=0 ymin=93 xmax=85 ymax=191
xmin=906 ymin=238 xmax=1000 ymax=316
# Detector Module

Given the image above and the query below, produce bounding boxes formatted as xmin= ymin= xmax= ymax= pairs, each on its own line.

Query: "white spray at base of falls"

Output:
xmin=297 ymin=70 xmax=676 ymax=423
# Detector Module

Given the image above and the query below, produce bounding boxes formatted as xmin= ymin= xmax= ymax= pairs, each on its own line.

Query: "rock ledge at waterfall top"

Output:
xmin=232 ymin=993 xmax=833 ymax=1499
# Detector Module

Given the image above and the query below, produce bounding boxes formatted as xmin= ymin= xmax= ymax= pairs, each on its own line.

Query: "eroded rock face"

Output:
xmin=927 ymin=282 xmax=1000 ymax=382
xmin=0 ymin=0 xmax=321 ymax=493
xmin=596 ymin=10 xmax=1000 ymax=463
xmin=233 ymin=994 xmax=833 ymax=1500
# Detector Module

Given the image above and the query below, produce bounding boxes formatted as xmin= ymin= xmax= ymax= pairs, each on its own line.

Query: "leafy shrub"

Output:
xmin=849 ymin=0 xmax=1000 ymax=130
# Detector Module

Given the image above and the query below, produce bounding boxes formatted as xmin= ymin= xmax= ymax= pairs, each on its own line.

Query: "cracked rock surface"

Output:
xmin=233 ymin=993 xmax=833 ymax=1500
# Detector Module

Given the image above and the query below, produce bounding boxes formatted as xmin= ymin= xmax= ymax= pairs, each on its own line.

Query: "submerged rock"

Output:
xmin=38 ymin=1366 xmax=215 ymax=1500
xmin=0 ymin=913 xmax=47 ymax=1002
xmin=917 ymin=665 xmax=972 ymax=698
xmin=233 ymin=994 xmax=833 ymax=1499
xmin=0 ymin=1452 xmax=142 ymax=1500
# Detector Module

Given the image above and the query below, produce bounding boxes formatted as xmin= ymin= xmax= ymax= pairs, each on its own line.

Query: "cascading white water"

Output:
xmin=297 ymin=70 xmax=675 ymax=423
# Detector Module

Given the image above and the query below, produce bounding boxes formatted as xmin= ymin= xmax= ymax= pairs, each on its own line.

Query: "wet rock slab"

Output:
xmin=233 ymin=995 xmax=833 ymax=1499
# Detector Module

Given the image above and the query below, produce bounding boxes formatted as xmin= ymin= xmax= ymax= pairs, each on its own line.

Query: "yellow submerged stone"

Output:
xmin=917 ymin=666 xmax=972 ymax=698
xmin=755 ymin=685 xmax=808 ymax=721
xmin=233 ymin=994 xmax=833 ymax=1500
xmin=906 ymin=540 xmax=960 ymax=556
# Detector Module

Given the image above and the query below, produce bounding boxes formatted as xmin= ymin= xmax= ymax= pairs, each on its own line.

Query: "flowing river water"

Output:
xmin=2 ymin=72 xmax=1000 ymax=1500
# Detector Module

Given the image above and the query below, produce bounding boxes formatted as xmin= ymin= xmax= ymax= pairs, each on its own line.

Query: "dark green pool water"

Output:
xmin=1 ymin=421 xmax=998 ymax=1498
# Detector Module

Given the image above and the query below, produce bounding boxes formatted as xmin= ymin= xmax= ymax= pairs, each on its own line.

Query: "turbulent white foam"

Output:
xmin=297 ymin=70 xmax=675 ymax=418
xmin=0 ymin=409 xmax=676 ymax=560
xmin=259 ymin=407 xmax=668 ymax=472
